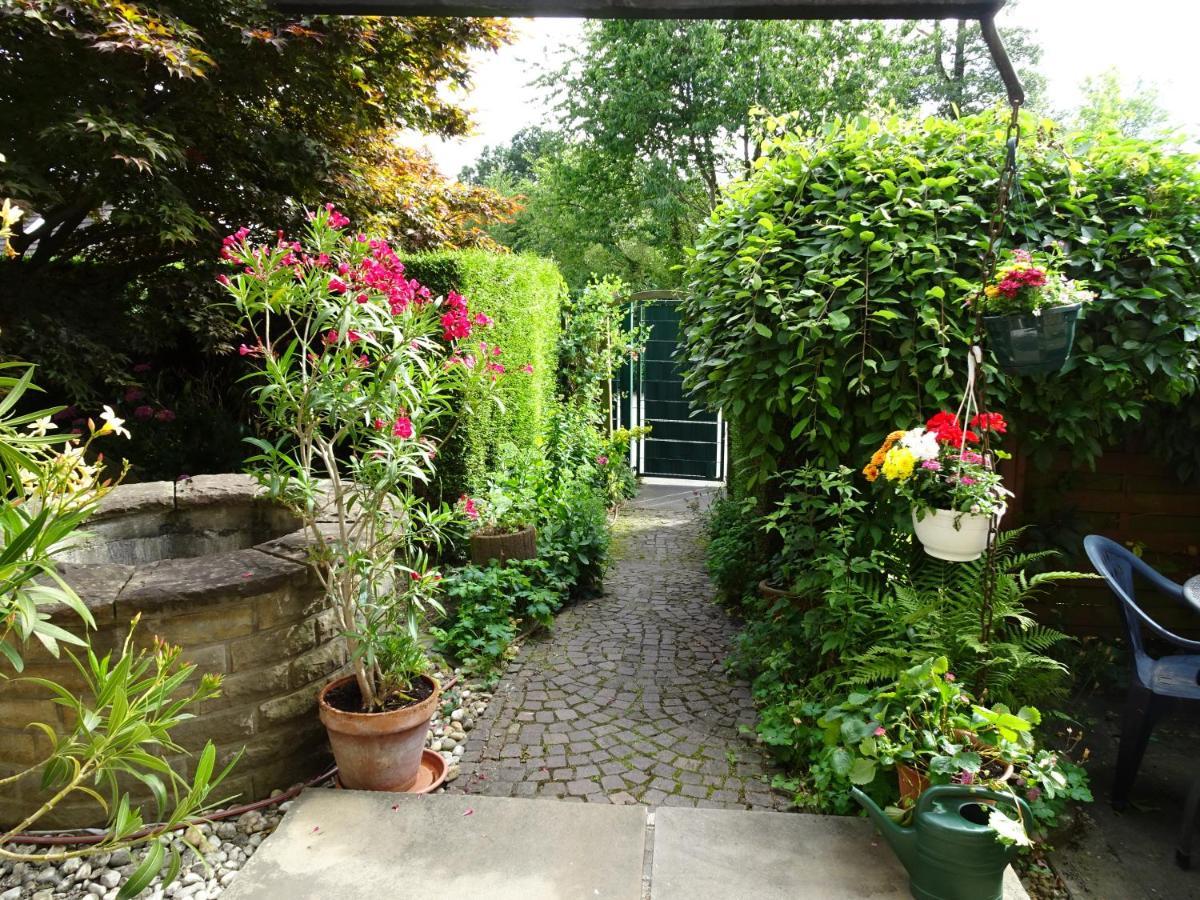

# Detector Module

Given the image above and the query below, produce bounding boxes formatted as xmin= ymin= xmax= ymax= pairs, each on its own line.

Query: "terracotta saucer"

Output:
xmin=333 ymin=749 xmax=448 ymax=794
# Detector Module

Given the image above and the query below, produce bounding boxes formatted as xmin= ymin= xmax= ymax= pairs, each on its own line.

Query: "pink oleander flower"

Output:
xmin=133 ymin=405 xmax=154 ymax=420
xmin=473 ymin=312 xmax=493 ymax=327
xmin=355 ymin=293 xmax=369 ymax=304
xmin=216 ymin=274 xmax=230 ymax=287
xmin=459 ymin=494 xmax=480 ymax=521
xmin=328 ymin=277 xmax=348 ymax=294
xmin=324 ymin=203 xmax=350 ymax=229
xmin=238 ymin=343 xmax=259 ymax=357
xmin=355 ymin=354 xmax=370 ymax=368
xmin=373 ymin=418 xmax=386 ymax=431
xmin=346 ymin=330 xmax=364 ymax=342
xmin=324 ymin=330 xmax=339 ymax=345
xmin=393 ymin=416 xmax=414 ymax=439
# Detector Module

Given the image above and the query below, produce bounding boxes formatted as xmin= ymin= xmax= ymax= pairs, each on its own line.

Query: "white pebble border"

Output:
xmin=0 ymin=669 xmax=491 ymax=900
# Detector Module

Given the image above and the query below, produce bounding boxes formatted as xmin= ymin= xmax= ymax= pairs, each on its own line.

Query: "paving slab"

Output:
xmin=222 ymin=790 xmax=647 ymax=900
xmin=650 ymin=807 xmax=1029 ymax=900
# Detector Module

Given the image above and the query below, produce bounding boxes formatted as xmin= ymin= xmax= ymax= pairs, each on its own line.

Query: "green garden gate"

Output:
xmin=616 ymin=291 xmax=727 ymax=481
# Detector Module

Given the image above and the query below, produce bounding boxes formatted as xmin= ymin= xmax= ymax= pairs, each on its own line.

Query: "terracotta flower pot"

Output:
xmin=911 ymin=508 xmax=999 ymax=563
xmin=469 ymin=524 xmax=537 ymax=566
xmin=897 ymin=763 xmax=930 ymax=807
xmin=757 ymin=579 xmax=815 ymax=614
xmin=318 ymin=673 xmax=440 ymax=792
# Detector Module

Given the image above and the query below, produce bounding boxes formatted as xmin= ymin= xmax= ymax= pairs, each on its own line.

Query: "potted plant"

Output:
xmin=819 ymin=656 xmax=1087 ymax=846
xmin=220 ymin=204 xmax=506 ymax=792
xmin=864 ymin=411 xmax=1010 ymax=562
xmin=972 ymin=249 xmax=1094 ymax=375
xmin=461 ymin=482 xmax=538 ymax=566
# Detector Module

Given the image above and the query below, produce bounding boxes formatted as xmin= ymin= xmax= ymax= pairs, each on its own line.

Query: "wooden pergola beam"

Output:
xmin=274 ymin=0 xmax=1004 ymax=17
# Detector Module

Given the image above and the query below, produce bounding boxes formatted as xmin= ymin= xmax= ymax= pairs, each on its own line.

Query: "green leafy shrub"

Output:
xmin=403 ymin=251 xmax=566 ymax=496
xmin=704 ymin=493 xmax=764 ymax=602
xmin=432 ymin=559 xmax=561 ymax=674
xmin=680 ymin=109 xmax=1200 ymax=485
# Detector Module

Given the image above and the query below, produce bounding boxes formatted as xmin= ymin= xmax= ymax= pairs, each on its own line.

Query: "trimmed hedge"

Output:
xmin=405 ymin=251 xmax=566 ymax=495
xmin=680 ymin=110 xmax=1200 ymax=489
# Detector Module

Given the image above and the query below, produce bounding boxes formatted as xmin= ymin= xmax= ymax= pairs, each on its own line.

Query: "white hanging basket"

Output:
xmin=911 ymin=508 xmax=1001 ymax=562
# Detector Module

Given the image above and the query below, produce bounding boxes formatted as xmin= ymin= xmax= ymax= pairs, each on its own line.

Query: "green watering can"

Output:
xmin=852 ymin=785 xmax=1031 ymax=900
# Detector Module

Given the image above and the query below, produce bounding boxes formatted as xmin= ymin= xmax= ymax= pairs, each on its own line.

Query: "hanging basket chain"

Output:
xmin=971 ymin=99 xmax=1022 ymax=653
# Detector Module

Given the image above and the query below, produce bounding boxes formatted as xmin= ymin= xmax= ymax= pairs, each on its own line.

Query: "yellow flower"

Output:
xmin=881 ymin=446 xmax=917 ymax=481
xmin=984 ymin=285 xmax=1000 ymax=298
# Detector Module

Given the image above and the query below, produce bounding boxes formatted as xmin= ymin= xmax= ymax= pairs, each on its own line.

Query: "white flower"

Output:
xmin=900 ymin=427 xmax=940 ymax=461
xmin=26 ymin=416 xmax=57 ymax=437
xmin=98 ymin=405 xmax=130 ymax=439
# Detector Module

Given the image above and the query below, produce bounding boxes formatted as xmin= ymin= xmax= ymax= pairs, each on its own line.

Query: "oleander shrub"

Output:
xmin=404 ymin=250 xmax=566 ymax=496
xmin=680 ymin=109 xmax=1200 ymax=488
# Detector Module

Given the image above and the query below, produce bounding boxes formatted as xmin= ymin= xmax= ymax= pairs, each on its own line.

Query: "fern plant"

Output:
xmin=845 ymin=530 xmax=1096 ymax=707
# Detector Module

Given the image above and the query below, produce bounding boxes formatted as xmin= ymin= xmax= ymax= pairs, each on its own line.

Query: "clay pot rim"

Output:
xmin=471 ymin=523 xmax=536 ymax=538
xmin=318 ymin=672 xmax=441 ymax=722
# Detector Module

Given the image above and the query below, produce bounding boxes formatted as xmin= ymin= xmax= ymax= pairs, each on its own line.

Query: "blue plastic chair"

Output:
xmin=1084 ymin=535 xmax=1200 ymax=865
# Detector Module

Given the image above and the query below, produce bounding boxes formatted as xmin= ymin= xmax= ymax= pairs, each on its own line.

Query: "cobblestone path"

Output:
xmin=456 ymin=487 xmax=786 ymax=810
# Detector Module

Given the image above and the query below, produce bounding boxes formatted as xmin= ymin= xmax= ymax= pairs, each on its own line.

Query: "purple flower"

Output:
xmin=921 ymin=459 xmax=942 ymax=471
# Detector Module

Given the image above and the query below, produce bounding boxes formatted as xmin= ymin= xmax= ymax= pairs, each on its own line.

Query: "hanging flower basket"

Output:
xmin=983 ymin=303 xmax=1081 ymax=375
xmin=911 ymin=507 xmax=1000 ymax=563
xmin=972 ymin=250 xmax=1093 ymax=377
xmin=865 ymin=403 xmax=1011 ymax=565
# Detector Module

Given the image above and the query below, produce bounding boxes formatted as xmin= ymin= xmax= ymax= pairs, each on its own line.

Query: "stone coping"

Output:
xmin=53 ymin=474 xmax=326 ymax=625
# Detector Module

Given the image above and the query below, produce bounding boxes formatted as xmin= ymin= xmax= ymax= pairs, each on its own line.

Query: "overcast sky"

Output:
xmin=417 ymin=1 xmax=1200 ymax=176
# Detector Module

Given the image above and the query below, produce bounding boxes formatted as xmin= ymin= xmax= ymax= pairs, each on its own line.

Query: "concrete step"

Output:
xmin=222 ymin=790 xmax=1029 ymax=900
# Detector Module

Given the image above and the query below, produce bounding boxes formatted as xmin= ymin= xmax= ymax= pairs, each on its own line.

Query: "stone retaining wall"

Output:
xmin=0 ymin=475 xmax=346 ymax=828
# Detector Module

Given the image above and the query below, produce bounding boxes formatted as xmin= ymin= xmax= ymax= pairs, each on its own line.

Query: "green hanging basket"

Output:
xmin=983 ymin=303 xmax=1081 ymax=375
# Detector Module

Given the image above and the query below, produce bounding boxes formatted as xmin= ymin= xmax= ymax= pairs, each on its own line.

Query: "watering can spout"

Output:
xmin=851 ymin=787 xmax=917 ymax=872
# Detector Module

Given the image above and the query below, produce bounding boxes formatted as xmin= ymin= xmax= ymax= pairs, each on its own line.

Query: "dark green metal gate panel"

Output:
xmin=637 ymin=300 xmax=722 ymax=480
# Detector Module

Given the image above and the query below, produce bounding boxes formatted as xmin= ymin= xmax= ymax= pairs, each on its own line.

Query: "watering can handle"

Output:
xmin=916 ymin=784 xmax=1034 ymax=827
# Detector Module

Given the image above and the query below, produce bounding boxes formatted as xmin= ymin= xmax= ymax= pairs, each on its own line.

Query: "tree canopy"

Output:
xmin=467 ymin=15 xmax=1043 ymax=290
xmin=0 ymin=2 xmax=513 ymax=265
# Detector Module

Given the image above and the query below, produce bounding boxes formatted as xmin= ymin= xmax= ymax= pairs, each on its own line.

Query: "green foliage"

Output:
xmin=704 ymin=493 xmax=766 ymax=602
xmin=0 ymin=3 xmax=513 ymax=474
xmin=717 ymin=471 xmax=1091 ymax=819
xmin=472 ymin=18 xmax=1041 ymax=290
xmin=1070 ymin=68 xmax=1172 ymax=140
xmin=557 ymin=275 xmax=648 ymax=407
xmin=680 ymin=109 xmax=1200 ymax=485
xmin=432 ymin=559 xmax=561 ymax=674
xmin=818 ymin=656 xmax=1089 ymax=843
xmin=0 ymin=363 xmax=234 ymax=884
xmin=404 ymin=251 xmax=566 ymax=496
xmin=484 ymin=436 xmax=613 ymax=594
